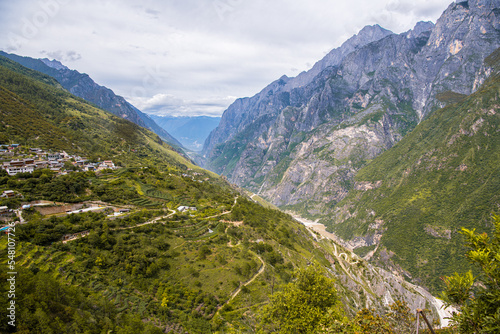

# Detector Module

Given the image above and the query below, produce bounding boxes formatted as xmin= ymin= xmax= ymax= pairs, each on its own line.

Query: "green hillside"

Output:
xmin=326 ymin=66 xmax=500 ymax=293
xmin=0 ymin=58 xmax=322 ymax=332
xmin=0 ymin=58 xmax=456 ymax=332
xmin=0 ymin=55 xmax=194 ymax=170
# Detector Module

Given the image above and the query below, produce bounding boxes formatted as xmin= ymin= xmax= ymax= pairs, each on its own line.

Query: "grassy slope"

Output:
xmin=0 ymin=164 xmax=365 ymax=333
xmin=0 ymin=55 xmax=204 ymax=173
xmin=326 ymin=71 xmax=500 ymax=293
xmin=0 ymin=58 xmax=359 ymax=333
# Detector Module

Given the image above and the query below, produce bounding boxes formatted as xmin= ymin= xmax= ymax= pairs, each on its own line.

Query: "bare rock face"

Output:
xmin=202 ymin=25 xmax=394 ymax=156
xmin=203 ymin=0 xmax=500 ymax=220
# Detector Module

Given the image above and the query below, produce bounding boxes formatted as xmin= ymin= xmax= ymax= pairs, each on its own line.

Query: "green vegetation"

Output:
xmin=258 ymin=263 xmax=343 ymax=333
xmin=0 ymin=158 xmax=446 ymax=332
xmin=0 ymin=50 xmax=472 ymax=333
xmin=0 ymin=267 xmax=164 ymax=334
xmin=258 ymin=264 xmax=441 ymax=334
xmin=326 ymin=71 xmax=500 ymax=293
xmin=0 ymin=169 xmax=350 ymax=332
xmin=440 ymin=215 xmax=500 ymax=333
xmin=436 ymin=91 xmax=468 ymax=104
xmin=0 ymin=169 xmax=92 ymax=203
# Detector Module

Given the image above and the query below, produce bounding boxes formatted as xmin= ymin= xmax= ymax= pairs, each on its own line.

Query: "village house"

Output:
xmin=75 ymin=160 xmax=87 ymax=167
xmin=1 ymin=190 xmax=18 ymax=198
xmin=177 ymin=206 xmax=197 ymax=213
xmin=97 ymin=161 xmax=117 ymax=171
xmin=36 ymin=152 xmax=48 ymax=159
xmin=47 ymin=153 xmax=61 ymax=161
xmin=2 ymin=159 xmax=36 ymax=176
xmin=83 ymin=163 xmax=96 ymax=171
xmin=35 ymin=161 xmax=49 ymax=169
xmin=103 ymin=160 xmax=115 ymax=169
xmin=0 ymin=206 xmax=11 ymax=217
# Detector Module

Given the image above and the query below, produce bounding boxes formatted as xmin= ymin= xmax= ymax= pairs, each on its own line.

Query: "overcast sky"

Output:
xmin=0 ymin=0 xmax=453 ymax=117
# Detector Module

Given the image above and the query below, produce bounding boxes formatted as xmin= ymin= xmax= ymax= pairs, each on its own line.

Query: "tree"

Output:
xmin=347 ymin=308 xmax=394 ymax=334
xmin=386 ymin=300 xmax=416 ymax=333
xmin=259 ymin=263 xmax=343 ymax=333
xmin=440 ymin=214 xmax=500 ymax=333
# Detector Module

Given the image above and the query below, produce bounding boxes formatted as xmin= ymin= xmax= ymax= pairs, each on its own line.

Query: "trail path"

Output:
xmin=214 ymin=252 xmax=266 ymax=318
xmin=63 ymin=196 xmax=239 ymax=243
xmin=112 ymin=209 xmax=176 ymax=231
xmin=62 ymin=231 xmax=90 ymax=243
xmin=229 ymin=254 xmax=266 ymax=302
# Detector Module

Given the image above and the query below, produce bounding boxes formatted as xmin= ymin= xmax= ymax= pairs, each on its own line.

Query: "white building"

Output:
xmin=5 ymin=165 xmax=34 ymax=176
xmin=177 ymin=206 xmax=197 ymax=213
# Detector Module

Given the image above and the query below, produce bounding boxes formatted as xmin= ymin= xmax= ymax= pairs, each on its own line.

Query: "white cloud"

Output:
xmin=131 ymin=93 xmax=237 ymax=117
xmin=41 ymin=50 xmax=81 ymax=62
xmin=0 ymin=0 xmax=452 ymax=116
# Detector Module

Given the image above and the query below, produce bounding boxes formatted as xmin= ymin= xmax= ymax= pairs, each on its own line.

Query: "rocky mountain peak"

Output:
xmin=203 ymin=0 xmax=499 ymax=204
xmin=40 ymin=58 xmax=69 ymax=71
xmin=283 ymin=24 xmax=393 ymax=91
xmin=408 ymin=21 xmax=435 ymax=37
xmin=467 ymin=0 xmax=500 ymax=10
xmin=350 ymin=24 xmax=393 ymax=46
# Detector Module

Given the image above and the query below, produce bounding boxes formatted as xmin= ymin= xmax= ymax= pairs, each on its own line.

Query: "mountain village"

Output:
xmin=0 ymin=144 xmax=117 ymax=176
xmin=0 ymin=144 xmax=119 ymax=222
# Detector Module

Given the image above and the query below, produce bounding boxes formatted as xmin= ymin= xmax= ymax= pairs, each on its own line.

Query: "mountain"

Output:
xmin=202 ymin=23 xmax=395 ymax=156
xmin=0 ymin=57 xmax=452 ymax=332
xmin=149 ymin=115 xmax=221 ymax=151
xmin=202 ymin=0 xmax=500 ymax=292
xmin=203 ymin=0 xmax=499 ymax=222
xmin=0 ymin=51 xmax=183 ymax=149
xmin=0 ymin=54 xmax=187 ymax=168
xmin=285 ymin=24 xmax=393 ymax=91
xmin=327 ymin=53 xmax=500 ymax=293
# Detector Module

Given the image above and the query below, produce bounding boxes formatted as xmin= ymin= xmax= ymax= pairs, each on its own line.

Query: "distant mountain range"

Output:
xmin=202 ymin=0 xmax=500 ymax=292
xmin=0 ymin=51 xmax=183 ymax=149
xmin=149 ymin=115 xmax=220 ymax=152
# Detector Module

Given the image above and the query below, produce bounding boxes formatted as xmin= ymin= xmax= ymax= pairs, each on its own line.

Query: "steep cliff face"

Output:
xmin=0 ymin=51 xmax=183 ymax=148
xmin=203 ymin=24 xmax=394 ymax=156
xmin=203 ymin=0 xmax=500 ymax=222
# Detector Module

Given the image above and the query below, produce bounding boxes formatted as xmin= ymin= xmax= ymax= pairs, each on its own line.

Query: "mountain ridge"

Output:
xmin=203 ymin=0 xmax=499 ymax=213
xmin=0 ymin=51 xmax=183 ymax=149
xmin=328 ymin=66 xmax=500 ymax=292
xmin=202 ymin=23 xmax=395 ymax=156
